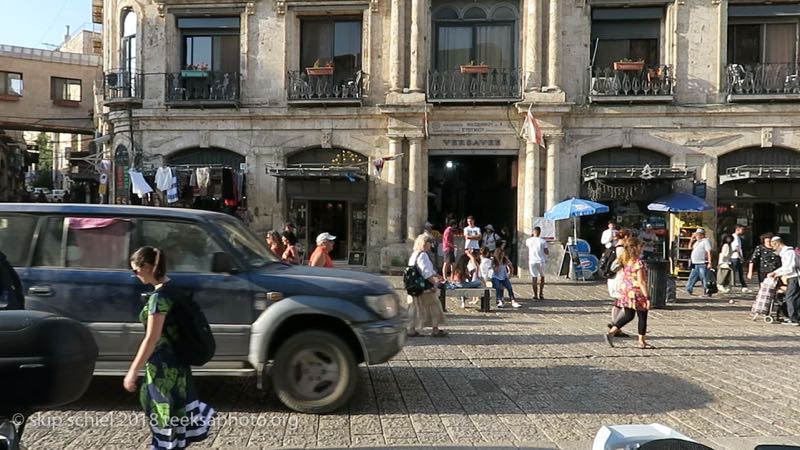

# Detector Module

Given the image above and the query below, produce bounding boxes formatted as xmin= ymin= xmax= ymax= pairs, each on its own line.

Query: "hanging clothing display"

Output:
xmin=196 ymin=168 xmax=210 ymax=189
xmin=129 ymin=169 xmax=153 ymax=198
xmin=167 ymin=172 xmax=179 ymax=204
xmin=155 ymin=167 xmax=173 ymax=192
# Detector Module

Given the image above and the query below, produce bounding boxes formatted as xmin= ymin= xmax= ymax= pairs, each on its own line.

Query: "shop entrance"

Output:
xmin=427 ymin=154 xmax=517 ymax=248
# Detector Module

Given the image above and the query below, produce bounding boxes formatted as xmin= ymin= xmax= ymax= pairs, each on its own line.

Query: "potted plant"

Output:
xmin=460 ymin=60 xmax=490 ymax=74
xmin=306 ymin=59 xmax=334 ymax=76
xmin=613 ymin=59 xmax=645 ymax=71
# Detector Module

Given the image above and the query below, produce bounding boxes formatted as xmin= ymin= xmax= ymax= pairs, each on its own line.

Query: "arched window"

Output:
xmin=432 ymin=1 xmax=519 ymax=71
xmin=121 ymin=9 xmax=137 ymax=75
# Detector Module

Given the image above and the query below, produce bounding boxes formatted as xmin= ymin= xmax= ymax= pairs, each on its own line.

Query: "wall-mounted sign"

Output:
xmin=429 ymin=121 xmax=515 ymax=135
xmin=442 ymin=138 xmax=502 ymax=147
xmin=429 ymin=135 xmax=520 ymax=151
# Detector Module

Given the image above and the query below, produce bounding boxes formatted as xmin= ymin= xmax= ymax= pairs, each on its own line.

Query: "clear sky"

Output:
xmin=0 ymin=0 xmax=92 ymax=50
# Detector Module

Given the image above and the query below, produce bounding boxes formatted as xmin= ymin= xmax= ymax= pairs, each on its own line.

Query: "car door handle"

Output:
xmin=28 ymin=286 xmax=54 ymax=297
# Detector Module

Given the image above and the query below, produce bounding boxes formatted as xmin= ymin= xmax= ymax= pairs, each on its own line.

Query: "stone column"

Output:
xmin=523 ymin=140 xmax=542 ymax=233
xmin=524 ymin=0 xmax=542 ymax=91
xmin=389 ymin=0 xmax=405 ymax=93
xmin=409 ymin=0 xmax=426 ymax=92
xmin=387 ymin=137 xmax=404 ymax=242
xmin=407 ymin=137 xmax=424 ymax=240
xmin=546 ymin=0 xmax=561 ymax=91
xmin=545 ymin=134 xmax=563 ymax=210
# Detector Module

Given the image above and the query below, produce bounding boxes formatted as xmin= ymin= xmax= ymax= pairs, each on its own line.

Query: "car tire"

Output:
xmin=271 ymin=330 xmax=358 ymax=414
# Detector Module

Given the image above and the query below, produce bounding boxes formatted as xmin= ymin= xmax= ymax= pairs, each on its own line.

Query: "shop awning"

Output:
xmin=267 ymin=166 xmax=368 ymax=181
xmin=719 ymin=165 xmax=800 ymax=184
xmin=582 ymin=165 xmax=696 ymax=182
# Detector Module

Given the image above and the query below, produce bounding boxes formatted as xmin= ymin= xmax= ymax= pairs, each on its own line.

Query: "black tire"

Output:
xmin=271 ymin=330 xmax=358 ymax=414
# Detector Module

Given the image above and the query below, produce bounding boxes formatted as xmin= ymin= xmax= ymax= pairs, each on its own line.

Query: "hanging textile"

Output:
xmin=155 ymin=167 xmax=173 ymax=192
xmin=129 ymin=169 xmax=153 ymax=198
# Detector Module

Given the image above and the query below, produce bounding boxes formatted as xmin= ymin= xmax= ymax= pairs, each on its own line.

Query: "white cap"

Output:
xmin=316 ymin=232 xmax=337 ymax=245
xmin=771 ymin=236 xmax=783 ymax=243
xmin=485 ymin=224 xmax=494 ymax=231
xmin=695 ymin=228 xmax=705 ymax=234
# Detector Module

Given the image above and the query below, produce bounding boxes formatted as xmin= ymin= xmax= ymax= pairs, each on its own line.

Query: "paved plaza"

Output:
xmin=21 ymin=278 xmax=800 ymax=450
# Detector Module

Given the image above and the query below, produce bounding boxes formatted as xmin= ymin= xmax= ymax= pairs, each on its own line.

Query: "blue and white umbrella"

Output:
xmin=647 ymin=192 xmax=712 ymax=213
xmin=544 ymin=198 xmax=610 ymax=243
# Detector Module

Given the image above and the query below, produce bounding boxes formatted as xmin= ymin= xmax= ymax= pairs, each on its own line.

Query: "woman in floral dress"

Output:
xmin=126 ymin=246 xmax=215 ymax=449
xmin=605 ymin=237 xmax=655 ymax=349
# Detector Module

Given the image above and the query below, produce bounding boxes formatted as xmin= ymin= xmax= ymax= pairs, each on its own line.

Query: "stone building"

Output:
xmin=98 ymin=0 xmax=800 ymax=272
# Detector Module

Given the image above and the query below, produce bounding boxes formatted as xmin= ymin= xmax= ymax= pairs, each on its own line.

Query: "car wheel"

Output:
xmin=271 ymin=330 xmax=358 ymax=414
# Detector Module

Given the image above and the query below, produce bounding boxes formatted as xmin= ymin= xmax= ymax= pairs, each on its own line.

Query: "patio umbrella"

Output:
xmin=647 ymin=192 xmax=712 ymax=213
xmin=544 ymin=197 xmax=610 ymax=243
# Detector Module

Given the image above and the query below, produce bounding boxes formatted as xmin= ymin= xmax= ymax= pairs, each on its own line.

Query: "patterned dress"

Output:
xmin=614 ymin=259 xmax=649 ymax=311
xmin=139 ymin=288 xmax=215 ymax=449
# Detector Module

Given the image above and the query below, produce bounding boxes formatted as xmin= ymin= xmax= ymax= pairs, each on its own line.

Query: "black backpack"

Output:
xmin=403 ymin=253 xmax=432 ymax=296
xmin=160 ymin=287 xmax=216 ymax=366
xmin=598 ymin=246 xmax=619 ymax=279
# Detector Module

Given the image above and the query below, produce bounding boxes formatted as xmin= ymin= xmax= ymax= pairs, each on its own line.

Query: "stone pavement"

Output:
xmin=20 ymin=277 xmax=800 ymax=450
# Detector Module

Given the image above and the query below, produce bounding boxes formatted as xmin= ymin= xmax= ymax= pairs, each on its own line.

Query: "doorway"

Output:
xmin=308 ymin=200 xmax=349 ymax=260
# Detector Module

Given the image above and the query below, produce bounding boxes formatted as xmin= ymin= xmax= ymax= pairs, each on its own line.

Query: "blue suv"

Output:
xmin=0 ymin=204 xmax=407 ymax=413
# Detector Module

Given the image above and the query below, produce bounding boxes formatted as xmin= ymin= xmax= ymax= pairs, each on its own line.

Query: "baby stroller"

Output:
xmin=751 ymin=277 xmax=787 ymax=323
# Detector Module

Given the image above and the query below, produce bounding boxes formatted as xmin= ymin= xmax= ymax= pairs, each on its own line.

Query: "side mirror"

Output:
xmin=211 ymin=252 xmax=237 ymax=274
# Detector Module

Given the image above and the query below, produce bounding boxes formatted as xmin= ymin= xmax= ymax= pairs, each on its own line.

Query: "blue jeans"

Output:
xmin=492 ymin=277 xmax=515 ymax=301
xmin=687 ymin=264 xmax=709 ymax=294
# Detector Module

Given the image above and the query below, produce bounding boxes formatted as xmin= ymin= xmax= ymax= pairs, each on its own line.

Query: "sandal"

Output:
xmin=639 ymin=343 xmax=656 ymax=349
xmin=431 ymin=330 xmax=449 ymax=337
xmin=407 ymin=330 xmax=420 ymax=337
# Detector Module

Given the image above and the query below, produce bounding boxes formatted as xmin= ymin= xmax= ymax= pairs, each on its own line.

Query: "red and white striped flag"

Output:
xmin=520 ymin=105 xmax=545 ymax=148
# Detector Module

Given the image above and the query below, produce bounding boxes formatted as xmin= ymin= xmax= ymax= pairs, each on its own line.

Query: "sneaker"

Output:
xmin=460 ymin=296 xmax=466 ymax=309
xmin=741 ymin=287 xmax=751 ymax=293
xmin=511 ymin=300 xmax=522 ymax=308
xmin=782 ymin=321 xmax=800 ymax=326
xmin=496 ymin=300 xmax=504 ymax=308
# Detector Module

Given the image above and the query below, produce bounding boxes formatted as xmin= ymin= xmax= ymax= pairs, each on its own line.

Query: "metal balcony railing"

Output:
xmin=590 ymin=65 xmax=675 ymax=100
xmin=103 ymin=70 xmax=142 ymax=100
xmin=165 ymin=71 xmax=240 ymax=104
xmin=426 ymin=68 xmax=521 ymax=102
xmin=726 ymin=63 xmax=800 ymax=97
xmin=287 ymin=69 xmax=364 ymax=103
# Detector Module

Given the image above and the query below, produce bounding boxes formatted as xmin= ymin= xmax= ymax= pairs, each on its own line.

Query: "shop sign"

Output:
xmin=429 ymin=121 xmax=514 ymax=135
xmin=429 ymin=134 xmax=519 ymax=150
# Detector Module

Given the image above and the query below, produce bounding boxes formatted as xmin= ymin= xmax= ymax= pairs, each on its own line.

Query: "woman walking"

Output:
xmin=491 ymin=248 xmax=521 ymax=309
xmin=605 ymin=237 xmax=655 ymax=349
xmin=281 ymin=231 xmax=300 ymax=265
xmin=749 ymin=233 xmax=781 ymax=283
xmin=407 ymin=234 xmax=448 ymax=337
xmin=718 ymin=234 xmax=734 ymax=293
xmin=126 ymin=246 xmax=214 ymax=449
xmin=266 ymin=230 xmax=285 ymax=258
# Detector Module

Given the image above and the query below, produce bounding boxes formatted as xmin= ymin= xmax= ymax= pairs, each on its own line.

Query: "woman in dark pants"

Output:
xmin=748 ymin=232 xmax=781 ymax=283
xmin=605 ymin=237 xmax=654 ymax=349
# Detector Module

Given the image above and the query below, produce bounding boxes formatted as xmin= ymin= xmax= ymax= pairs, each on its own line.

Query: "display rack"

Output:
xmin=674 ymin=226 xmax=698 ymax=279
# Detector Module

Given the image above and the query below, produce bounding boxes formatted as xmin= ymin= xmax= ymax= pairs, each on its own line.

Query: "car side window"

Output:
xmin=0 ymin=215 xmax=38 ymax=266
xmin=64 ymin=218 xmax=132 ymax=269
xmin=32 ymin=217 xmax=65 ymax=267
xmin=137 ymin=220 xmax=223 ymax=273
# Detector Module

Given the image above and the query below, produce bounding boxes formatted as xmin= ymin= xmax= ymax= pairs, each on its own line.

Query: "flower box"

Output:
xmin=460 ymin=65 xmax=490 ymax=74
xmin=306 ymin=66 xmax=334 ymax=76
xmin=613 ymin=61 xmax=645 ymax=71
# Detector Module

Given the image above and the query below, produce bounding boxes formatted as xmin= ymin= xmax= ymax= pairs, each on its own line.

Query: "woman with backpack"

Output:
xmin=605 ymin=237 xmax=655 ymax=349
xmin=126 ymin=246 xmax=215 ymax=449
xmin=407 ymin=234 xmax=448 ymax=337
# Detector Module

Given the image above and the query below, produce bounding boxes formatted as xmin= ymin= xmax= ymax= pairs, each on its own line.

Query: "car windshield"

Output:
xmin=213 ymin=218 xmax=279 ymax=268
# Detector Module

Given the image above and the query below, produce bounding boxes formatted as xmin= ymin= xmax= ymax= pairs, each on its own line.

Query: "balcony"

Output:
xmin=287 ymin=70 xmax=364 ymax=106
xmin=103 ymin=70 xmax=143 ymax=108
xmin=426 ymin=68 xmax=521 ymax=103
xmin=589 ymin=65 xmax=675 ymax=103
xmin=165 ymin=71 xmax=240 ymax=107
xmin=726 ymin=63 xmax=800 ymax=102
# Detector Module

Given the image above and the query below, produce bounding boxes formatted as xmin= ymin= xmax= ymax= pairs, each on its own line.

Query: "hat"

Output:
xmin=695 ymin=228 xmax=705 ymax=234
xmin=771 ymin=236 xmax=783 ymax=243
xmin=645 ymin=223 xmax=653 ymax=228
xmin=316 ymin=232 xmax=337 ymax=245
xmin=424 ymin=222 xmax=433 ymax=230
xmin=485 ymin=224 xmax=494 ymax=231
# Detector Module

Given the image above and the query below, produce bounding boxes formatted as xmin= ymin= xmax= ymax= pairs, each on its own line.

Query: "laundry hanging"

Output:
xmin=128 ymin=169 xmax=153 ymax=198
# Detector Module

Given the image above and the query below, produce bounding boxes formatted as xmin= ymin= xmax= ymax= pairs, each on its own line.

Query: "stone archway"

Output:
xmin=581 ymin=146 xmax=671 ymax=168
xmin=166 ymin=147 xmax=245 ymax=167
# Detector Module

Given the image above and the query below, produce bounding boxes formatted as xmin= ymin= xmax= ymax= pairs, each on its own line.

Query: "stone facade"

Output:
xmin=99 ymin=0 xmax=800 ymax=272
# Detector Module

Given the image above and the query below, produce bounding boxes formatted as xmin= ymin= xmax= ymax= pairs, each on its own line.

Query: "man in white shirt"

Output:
xmin=767 ymin=236 xmax=800 ymax=325
xmin=463 ymin=215 xmax=481 ymax=255
xmin=640 ymin=224 xmax=657 ymax=259
xmin=731 ymin=225 xmax=749 ymax=292
xmin=601 ymin=221 xmax=618 ymax=249
xmin=686 ymin=228 xmax=713 ymax=296
xmin=525 ymin=227 xmax=549 ymax=300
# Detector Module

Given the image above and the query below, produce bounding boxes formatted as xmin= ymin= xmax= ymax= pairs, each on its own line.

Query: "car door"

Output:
xmin=24 ymin=215 xmax=143 ymax=359
xmin=0 ymin=213 xmax=38 ymax=310
xmin=133 ymin=218 xmax=253 ymax=360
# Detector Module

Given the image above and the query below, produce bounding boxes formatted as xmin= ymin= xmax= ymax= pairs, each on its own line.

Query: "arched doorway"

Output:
xmin=162 ymin=147 xmax=246 ymax=212
xmin=271 ymin=148 xmax=369 ymax=263
xmin=579 ymin=147 xmax=680 ymax=256
xmin=718 ymin=146 xmax=800 ymax=247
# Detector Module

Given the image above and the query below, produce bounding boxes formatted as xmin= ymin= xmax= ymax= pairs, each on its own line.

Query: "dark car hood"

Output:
xmin=251 ymin=264 xmax=395 ymax=299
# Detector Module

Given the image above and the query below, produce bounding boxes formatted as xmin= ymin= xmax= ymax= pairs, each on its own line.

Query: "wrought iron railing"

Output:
xmin=165 ymin=71 xmax=240 ymax=103
xmin=104 ymin=70 xmax=142 ymax=100
xmin=287 ymin=70 xmax=364 ymax=102
xmin=426 ymin=68 xmax=521 ymax=101
xmin=590 ymin=65 xmax=675 ymax=97
xmin=726 ymin=63 xmax=800 ymax=96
